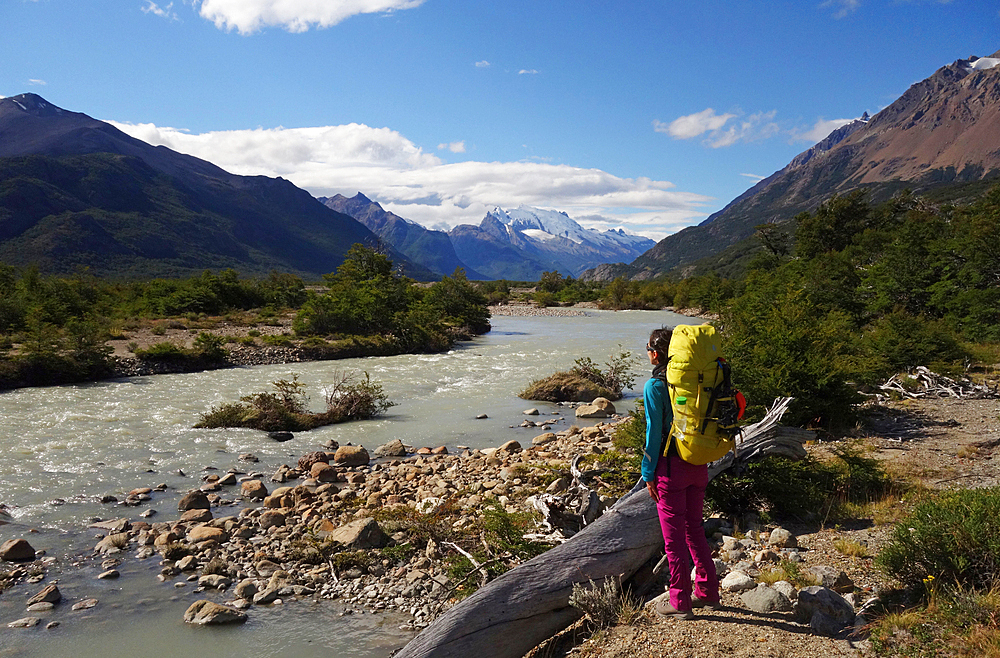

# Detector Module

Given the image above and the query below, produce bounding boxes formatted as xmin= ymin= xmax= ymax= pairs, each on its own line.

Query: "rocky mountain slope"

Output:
xmin=0 ymin=94 xmax=430 ymax=279
xmin=320 ymin=193 xmax=486 ymax=279
xmin=593 ymin=49 xmax=1000 ymax=281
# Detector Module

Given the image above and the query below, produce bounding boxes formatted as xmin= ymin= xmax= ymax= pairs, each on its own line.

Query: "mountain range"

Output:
xmin=587 ymin=49 xmax=1000 ymax=280
xmin=0 ymin=93 xmax=432 ymax=279
xmin=323 ymin=193 xmax=656 ymax=281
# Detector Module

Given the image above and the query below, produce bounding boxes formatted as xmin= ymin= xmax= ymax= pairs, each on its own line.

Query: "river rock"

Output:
xmin=258 ymin=510 xmax=286 ymax=529
xmin=199 ymin=574 xmax=232 ymax=589
xmin=94 ymin=533 xmax=128 ymax=554
xmin=721 ymin=571 xmax=755 ymax=592
xmin=72 ymin=598 xmax=99 ymax=611
xmin=268 ymin=432 xmax=294 ymax=442
xmin=90 ymin=518 xmax=131 ymax=534
xmin=768 ymin=527 xmax=797 ymax=548
xmin=253 ymin=586 xmax=280 ymax=605
xmin=176 ymin=555 xmax=199 ymax=571
xmin=334 ymin=445 xmax=370 ymax=467
xmin=27 ymin=602 xmax=55 ymax=612
xmin=576 ymin=397 xmax=616 ymax=418
xmin=311 ymin=463 xmax=338 ymax=483
xmin=187 ymin=525 xmax=228 ymax=544
xmin=321 ymin=517 xmax=388 ymax=549
xmin=806 ymin=566 xmax=854 ymax=593
xmin=27 ymin=584 xmax=61 ymax=606
xmin=298 ymin=451 xmax=329 ymax=471
xmin=8 ymin=617 xmax=40 ymax=628
xmin=532 ymin=433 xmax=557 ymax=446
xmin=1 ymin=538 xmax=36 ymax=562
xmin=177 ymin=490 xmax=210 ymax=511
xmin=255 ymin=559 xmax=281 ymax=578
xmin=235 ymin=579 xmax=259 ymax=600
xmin=498 ymin=440 xmax=522 ymax=454
xmin=523 ymin=408 xmax=539 ymax=416
xmin=180 ymin=508 xmax=213 ymax=523
xmin=375 ymin=439 xmax=407 ymax=458
xmin=183 ymin=600 xmax=247 ymax=625
xmin=796 ymin=586 xmax=856 ymax=628
xmin=741 ymin=583 xmax=793 ymax=613
xmin=241 ymin=480 xmax=268 ymax=500
xmin=98 ymin=569 xmax=120 ymax=579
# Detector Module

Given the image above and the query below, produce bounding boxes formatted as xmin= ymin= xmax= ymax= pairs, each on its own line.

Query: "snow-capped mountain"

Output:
xmin=447 ymin=205 xmax=655 ymax=279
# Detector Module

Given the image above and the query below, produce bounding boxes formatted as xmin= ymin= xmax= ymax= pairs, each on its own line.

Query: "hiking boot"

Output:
xmin=691 ymin=596 xmax=721 ymax=611
xmin=654 ymin=599 xmax=694 ymax=620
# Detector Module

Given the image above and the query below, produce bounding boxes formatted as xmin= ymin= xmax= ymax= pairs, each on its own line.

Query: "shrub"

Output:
xmin=569 ymin=578 xmax=622 ymax=629
xmin=519 ymin=371 xmax=614 ymax=402
xmin=323 ymin=370 xmax=396 ymax=421
xmin=134 ymin=341 xmax=185 ymax=361
xmin=877 ymin=487 xmax=1000 ymax=591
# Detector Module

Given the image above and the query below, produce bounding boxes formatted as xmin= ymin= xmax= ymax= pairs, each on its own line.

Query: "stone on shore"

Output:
xmin=177 ymin=490 xmax=211 ymax=511
xmin=297 ymin=451 xmax=330 ymax=471
xmin=311 ymin=463 xmax=338 ymax=482
xmin=179 ymin=508 xmax=213 ymax=523
xmin=241 ymin=480 xmax=268 ymax=500
xmin=806 ymin=565 xmax=854 ymax=593
xmin=532 ymin=432 xmax=557 ymax=446
xmin=334 ymin=445 xmax=370 ymax=467
xmin=321 ymin=517 xmax=388 ymax=549
xmin=187 ymin=525 xmax=228 ymax=544
xmin=374 ymin=439 xmax=407 ymax=458
xmin=498 ymin=440 xmax=522 ymax=454
xmin=1 ymin=538 xmax=36 ymax=562
xmin=768 ymin=527 xmax=797 ymax=548
xmin=183 ymin=600 xmax=247 ymax=625
xmin=27 ymin=584 xmax=61 ymax=606
xmin=575 ymin=397 xmax=616 ymax=418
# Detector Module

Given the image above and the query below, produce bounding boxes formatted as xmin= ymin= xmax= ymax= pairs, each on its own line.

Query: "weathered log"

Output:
xmin=396 ymin=397 xmax=812 ymax=658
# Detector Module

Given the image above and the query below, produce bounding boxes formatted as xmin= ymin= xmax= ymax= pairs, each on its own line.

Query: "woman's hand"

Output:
xmin=646 ymin=481 xmax=658 ymax=502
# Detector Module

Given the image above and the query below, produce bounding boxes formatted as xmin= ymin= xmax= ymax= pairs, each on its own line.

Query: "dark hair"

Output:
xmin=648 ymin=327 xmax=672 ymax=362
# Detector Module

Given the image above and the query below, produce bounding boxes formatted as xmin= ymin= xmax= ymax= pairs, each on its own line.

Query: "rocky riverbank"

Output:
xmin=1 ymin=400 xmax=631 ymax=636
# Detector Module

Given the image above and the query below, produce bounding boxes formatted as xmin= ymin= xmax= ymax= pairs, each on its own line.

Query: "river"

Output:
xmin=0 ymin=309 xmax=696 ymax=657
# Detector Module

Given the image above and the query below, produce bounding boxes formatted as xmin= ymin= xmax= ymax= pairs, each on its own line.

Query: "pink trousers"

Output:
xmin=653 ymin=454 xmax=720 ymax=611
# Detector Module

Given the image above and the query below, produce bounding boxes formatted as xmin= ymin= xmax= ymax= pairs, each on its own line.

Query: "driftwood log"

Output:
xmin=878 ymin=366 xmax=999 ymax=400
xmin=395 ymin=397 xmax=813 ymax=658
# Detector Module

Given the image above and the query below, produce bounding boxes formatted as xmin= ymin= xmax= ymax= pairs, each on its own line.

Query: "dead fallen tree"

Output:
xmin=879 ymin=366 xmax=999 ymax=400
xmin=395 ymin=397 xmax=813 ymax=658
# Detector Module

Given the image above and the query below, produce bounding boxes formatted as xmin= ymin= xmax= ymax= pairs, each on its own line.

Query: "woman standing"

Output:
xmin=641 ymin=327 xmax=720 ymax=619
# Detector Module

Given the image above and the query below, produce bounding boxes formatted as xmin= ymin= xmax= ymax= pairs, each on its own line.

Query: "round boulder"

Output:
xmin=177 ymin=490 xmax=211 ymax=512
xmin=374 ymin=439 xmax=407 ymax=458
xmin=240 ymin=480 xmax=268 ymax=500
xmin=333 ymin=445 xmax=370 ymax=467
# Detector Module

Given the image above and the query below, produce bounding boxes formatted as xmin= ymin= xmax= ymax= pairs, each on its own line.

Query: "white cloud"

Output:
xmin=821 ymin=0 xmax=860 ymax=18
xmin=28 ymin=79 xmax=47 ymax=86
xmin=109 ymin=120 xmax=711 ymax=239
xmin=142 ymin=1 xmax=178 ymax=21
xmin=474 ymin=60 xmax=490 ymax=68
xmin=656 ymin=108 xmax=779 ymax=148
xmin=518 ymin=69 xmax=539 ymax=75
xmin=705 ymin=110 xmax=780 ymax=148
xmin=654 ymin=108 xmax=736 ymax=139
xmin=193 ymin=0 xmax=425 ymax=34
xmin=794 ymin=117 xmax=855 ymax=142
xmin=739 ymin=173 xmax=766 ymax=181
xmin=438 ymin=141 xmax=466 ymax=153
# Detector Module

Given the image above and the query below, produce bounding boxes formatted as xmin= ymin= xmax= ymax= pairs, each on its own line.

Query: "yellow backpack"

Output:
xmin=664 ymin=324 xmax=742 ymax=465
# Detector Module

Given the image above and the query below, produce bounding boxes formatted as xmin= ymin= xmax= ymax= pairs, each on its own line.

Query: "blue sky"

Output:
xmin=2 ymin=1 xmax=998 ymax=239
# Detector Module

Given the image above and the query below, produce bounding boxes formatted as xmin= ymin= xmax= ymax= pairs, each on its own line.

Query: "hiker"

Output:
xmin=642 ymin=326 xmax=720 ymax=619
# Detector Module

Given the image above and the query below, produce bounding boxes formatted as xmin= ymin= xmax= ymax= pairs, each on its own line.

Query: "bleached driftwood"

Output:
xmin=395 ymin=397 xmax=813 ymax=658
xmin=879 ymin=366 xmax=999 ymax=401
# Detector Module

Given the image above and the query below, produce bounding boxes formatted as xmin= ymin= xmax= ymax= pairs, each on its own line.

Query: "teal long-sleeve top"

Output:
xmin=642 ymin=375 xmax=672 ymax=482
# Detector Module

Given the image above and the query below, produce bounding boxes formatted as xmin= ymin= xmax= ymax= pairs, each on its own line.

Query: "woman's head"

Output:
xmin=647 ymin=327 xmax=672 ymax=365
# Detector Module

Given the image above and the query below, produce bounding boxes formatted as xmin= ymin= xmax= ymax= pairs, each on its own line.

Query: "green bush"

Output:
xmin=134 ymin=341 xmax=186 ymax=361
xmin=877 ymin=487 xmax=1000 ymax=591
